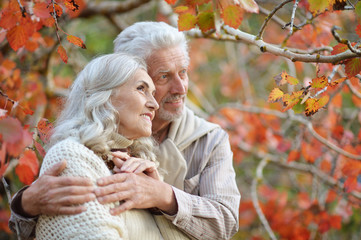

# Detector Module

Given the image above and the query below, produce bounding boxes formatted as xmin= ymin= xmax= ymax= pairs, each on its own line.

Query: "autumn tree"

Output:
xmin=1 ymin=0 xmax=360 ymax=239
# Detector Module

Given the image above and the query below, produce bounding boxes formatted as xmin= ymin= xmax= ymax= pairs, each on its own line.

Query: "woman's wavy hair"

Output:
xmin=49 ymin=53 xmax=157 ymax=161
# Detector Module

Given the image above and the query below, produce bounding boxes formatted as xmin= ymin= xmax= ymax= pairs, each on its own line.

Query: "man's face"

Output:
xmin=147 ymin=46 xmax=189 ymax=125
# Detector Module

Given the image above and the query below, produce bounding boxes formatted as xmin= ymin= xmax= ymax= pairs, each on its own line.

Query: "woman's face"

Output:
xmin=111 ymin=69 xmax=159 ymax=139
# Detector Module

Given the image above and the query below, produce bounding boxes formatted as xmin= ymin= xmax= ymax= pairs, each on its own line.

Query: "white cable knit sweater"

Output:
xmin=35 ymin=136 xmax=163 ymax=240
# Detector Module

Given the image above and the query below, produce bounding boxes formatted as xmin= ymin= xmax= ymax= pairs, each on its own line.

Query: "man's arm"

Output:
xmin=95 ymin=130 xmax=240 ymax=240
xmin=9 ymin=160 xmax=96 ymax=239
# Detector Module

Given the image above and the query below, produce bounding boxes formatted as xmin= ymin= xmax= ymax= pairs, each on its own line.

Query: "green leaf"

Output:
xmin=308 ymin=0 xmax=329 ymax=14
xmin=222 ymin=5 xmax=243 ymax=29
xmin=292 ymin=101 xmax=305 ymax=114
xmin=197 ymin=11 xmax=215 ymax=32
xmin=178 ymin=13 xmax=197 ymax=31
xmin=355 ymin=1 xmax=361 ymax=17
xmin=344 ymin=58 xmax=361 ymax=78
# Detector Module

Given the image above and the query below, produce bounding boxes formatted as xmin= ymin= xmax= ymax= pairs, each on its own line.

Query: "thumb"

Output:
xmin=44 ymin=159 xmax=67 ymax=176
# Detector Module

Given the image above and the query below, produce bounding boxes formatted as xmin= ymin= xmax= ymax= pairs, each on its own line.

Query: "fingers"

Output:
xmin=54 ymin=205 xmax=87 ymax=215
xmin=97 ymin=173 xmax=127 ymax=186
xmin=57 ymin=192 xmax=96 ymax=206
xmin=111 ymin=151 xmax=130 ymax=159
xmin=44 ymin=159 xmax=67 ymax=176
xmin=110 ymin=201 xmax=134 ymax=215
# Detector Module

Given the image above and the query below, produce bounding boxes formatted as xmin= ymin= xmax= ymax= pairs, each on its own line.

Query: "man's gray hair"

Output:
xmin=114 ymin=21 xmax=189 ymax=64
xmin=49 ymin=53 xmax=156 ymax=161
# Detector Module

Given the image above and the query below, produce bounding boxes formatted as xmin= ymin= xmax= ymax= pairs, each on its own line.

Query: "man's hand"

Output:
xmin=22 ymin=160 xmax=96 ymax=216
xmin=95 ymin=173 xmax=177 ymax=215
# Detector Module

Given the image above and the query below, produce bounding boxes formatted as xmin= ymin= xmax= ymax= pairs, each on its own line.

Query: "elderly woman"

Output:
xmin=35 ymin=53 xmax=162 ymax=239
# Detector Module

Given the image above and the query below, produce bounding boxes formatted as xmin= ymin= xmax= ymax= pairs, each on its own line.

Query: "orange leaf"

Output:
xmin=57 ymin=45 xmax=68 ymax=63
xmin=310 ymin=76 xmax=328 ymax=89
xmin=282 ymin=91 xmax=302 ymax=112
xmin=174 ymin=6 xmax=191 ymax=14
xmin=331 ymin=43 xmax=348 ymax=55
xmin=329 ymin=77 xmax=346 ymax=87
xmin=356 ymin=24 xmax=361 ymax=38
xmin=344 ymin=58 xmax=361 ymax=78
xmin=178 ymin=13 xmax=197 ymax=31
xmin=0 ymin=9 xmax=18 ymax=30
xmin=49 ymin=3 xmax=63 ymax=18
xmin=342 ymin=160 xmax=361 ymax=177
xmin=287 ymin=149 xmax=300 ymax=162
xmin=63 ymin=0 xmax=80 ymax=12
xmin=238 ymin=0 xmax=259 ymax=13
xmin=222 ymin=5 xmax=243 ymax=29
xmin=67 ymin=35 xmax=86 ymax=49
xmin=0 ymin=117 xmax=23 ymax=144
xmin=268 ymin=88 xmax=284 ymax=103
xmin=197 ymin=11 xmax=215 ymax=32
xmin=33 ymin=2 xmax=51 ymax=18
xmin=274 ymin=71 xmax=299 ymax=86
xmin=15 ymin=149 xmax=39 ymax=185
xmin=344 ymin=176 xmax=358 ymax=193
xmin=165 ymin=0 xmax=177 ymax=4
xmin=6 ymin=25 xmax=27 ymax=51
xmin=25 ymin=39 xmax=39 ymax=52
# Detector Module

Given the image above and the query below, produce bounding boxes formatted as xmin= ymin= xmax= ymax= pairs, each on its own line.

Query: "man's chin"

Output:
xmin=157 ymin=108 xmax=183 ymax=122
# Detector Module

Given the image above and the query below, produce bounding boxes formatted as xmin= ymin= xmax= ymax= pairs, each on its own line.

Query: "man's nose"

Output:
xmin=170 ymin=75 xmax=187 ymax=94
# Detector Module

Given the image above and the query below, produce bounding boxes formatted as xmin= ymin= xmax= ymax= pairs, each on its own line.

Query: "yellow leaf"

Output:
xmin=274 ymin=71 xmax=299 ymax=86
xmin=268 ymin=88 xmax=284 ymax=103
xmin=311 ymin=76 xmax=328 ymax=89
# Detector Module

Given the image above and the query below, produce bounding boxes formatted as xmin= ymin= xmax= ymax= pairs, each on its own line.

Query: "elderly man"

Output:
xmin=10 ymin=22 xmax=240 ymax=240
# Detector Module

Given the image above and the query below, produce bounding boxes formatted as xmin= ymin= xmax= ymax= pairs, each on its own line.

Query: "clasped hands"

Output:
xmin=22 ymin=151 xmax=177 ymax=217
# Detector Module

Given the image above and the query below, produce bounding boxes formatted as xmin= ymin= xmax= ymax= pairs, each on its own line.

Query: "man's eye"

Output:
xmin=137 ymin=86 xmax=145 ymax=91
xmin=161 ymin=74 xmax=167 ymax=79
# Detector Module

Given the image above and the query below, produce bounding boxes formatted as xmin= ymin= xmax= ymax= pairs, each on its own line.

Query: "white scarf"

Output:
xmin=157 ymin=107 xmax=219 ymax=190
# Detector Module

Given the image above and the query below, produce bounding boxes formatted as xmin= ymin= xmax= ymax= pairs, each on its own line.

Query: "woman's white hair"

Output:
xmin=113 ymin=21 xmax=189 ymax=65
xmin=49 ymin=53 xmax=157 ymax=161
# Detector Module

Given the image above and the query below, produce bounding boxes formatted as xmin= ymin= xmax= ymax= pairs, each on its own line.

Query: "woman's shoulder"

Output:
xmin=41 ymin=137 xmax=104 ymax=176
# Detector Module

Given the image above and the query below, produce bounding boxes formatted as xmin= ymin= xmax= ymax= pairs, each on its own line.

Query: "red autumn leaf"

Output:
xmin=297 ymin=192 xmax=312 ymax=209
xmin=34 ymin=140 xmax=46 ymax=158
xmin=37 ymin=118 xmax=54 ymax=144
xmin=197 ymin=11 xmax=215 ymax=32
xmin=344 ymin=176 xmax=358 ymax=193
xmin=301 ymin=141 xmax=322 ymax=163
xmin=63 ymin=0 xmax=80 ymax=12
xmin=67 ymin=35 xmax=86 ymax=49
xmin=222 ymin=5 xmax=243 ymax=29
xmin=165 ymin=0 xmax=177 ymax=4
xmin=15 ymin=149 xmax=39 ymax=185
xmin=25 ymin=39 xmax=39 ymax=52
xmin=344 ymin=58 xmax=361 ymax=78
xmin=33 ymin=2 xmax=51 ymax=18
xmin=356 ymin=24 xmax=361 ymax=38
xmin=268 ymin=88 xmax=284 ymax=103
xmin=342 ymin=160 xmax=361 ymax=177
xmin=331 ymin=43 xmax=348 ymax=55
xmin=0 ymin=143 xmax=9 ymax=177
xmin=57 ymin=45 xmax=68 ymax=63
xmin=238 ymin=0 xmax=259 ymax=13
xmin=178 ymin=13 xmax=197 ymax=31
xmin=0 ymin=117 xmax=23 ymax=144
xmin=0 ymin=9 xmax=18 ymax=30
xmin=6 ymin=25 xmax=27 ymax=51
xmin=287 ymin=149 xmax=300 ymax=162
xmin=310 ymin=76 xmax=328 ymax=89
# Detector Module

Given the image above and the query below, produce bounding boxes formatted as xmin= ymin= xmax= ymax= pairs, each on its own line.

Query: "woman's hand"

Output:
xmin=111 ymin=151 xmax=160 ymax=180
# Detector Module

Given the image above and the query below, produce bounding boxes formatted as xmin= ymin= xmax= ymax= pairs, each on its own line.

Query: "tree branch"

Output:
xmin=251 ymin=158 xmax=278 ymax=240
xmin=218 ymin=103 xmax=361 ymax=160
xmin=332 ymin=26 xmax=361 ymax=55
xmin=187 ymin=25 xmax=360 ymax=64
xmin=78 ymin=0 xmax=152 ymax=18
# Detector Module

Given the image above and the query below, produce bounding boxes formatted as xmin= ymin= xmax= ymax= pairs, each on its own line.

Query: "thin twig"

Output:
xmin=257 ymin=0 xmax=293 ymax=39
xmin=251 ymin=158 xmax=278 ymax=240
xmin=289 ymin=0 xmax=300 ymax=35
xmin=332 ymin=26 xmax=361 ymax=55
xmin=50 ymin=0 xmax=61 ymax=43
xmin=218 ymin=103 xmax=361 ymax=160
